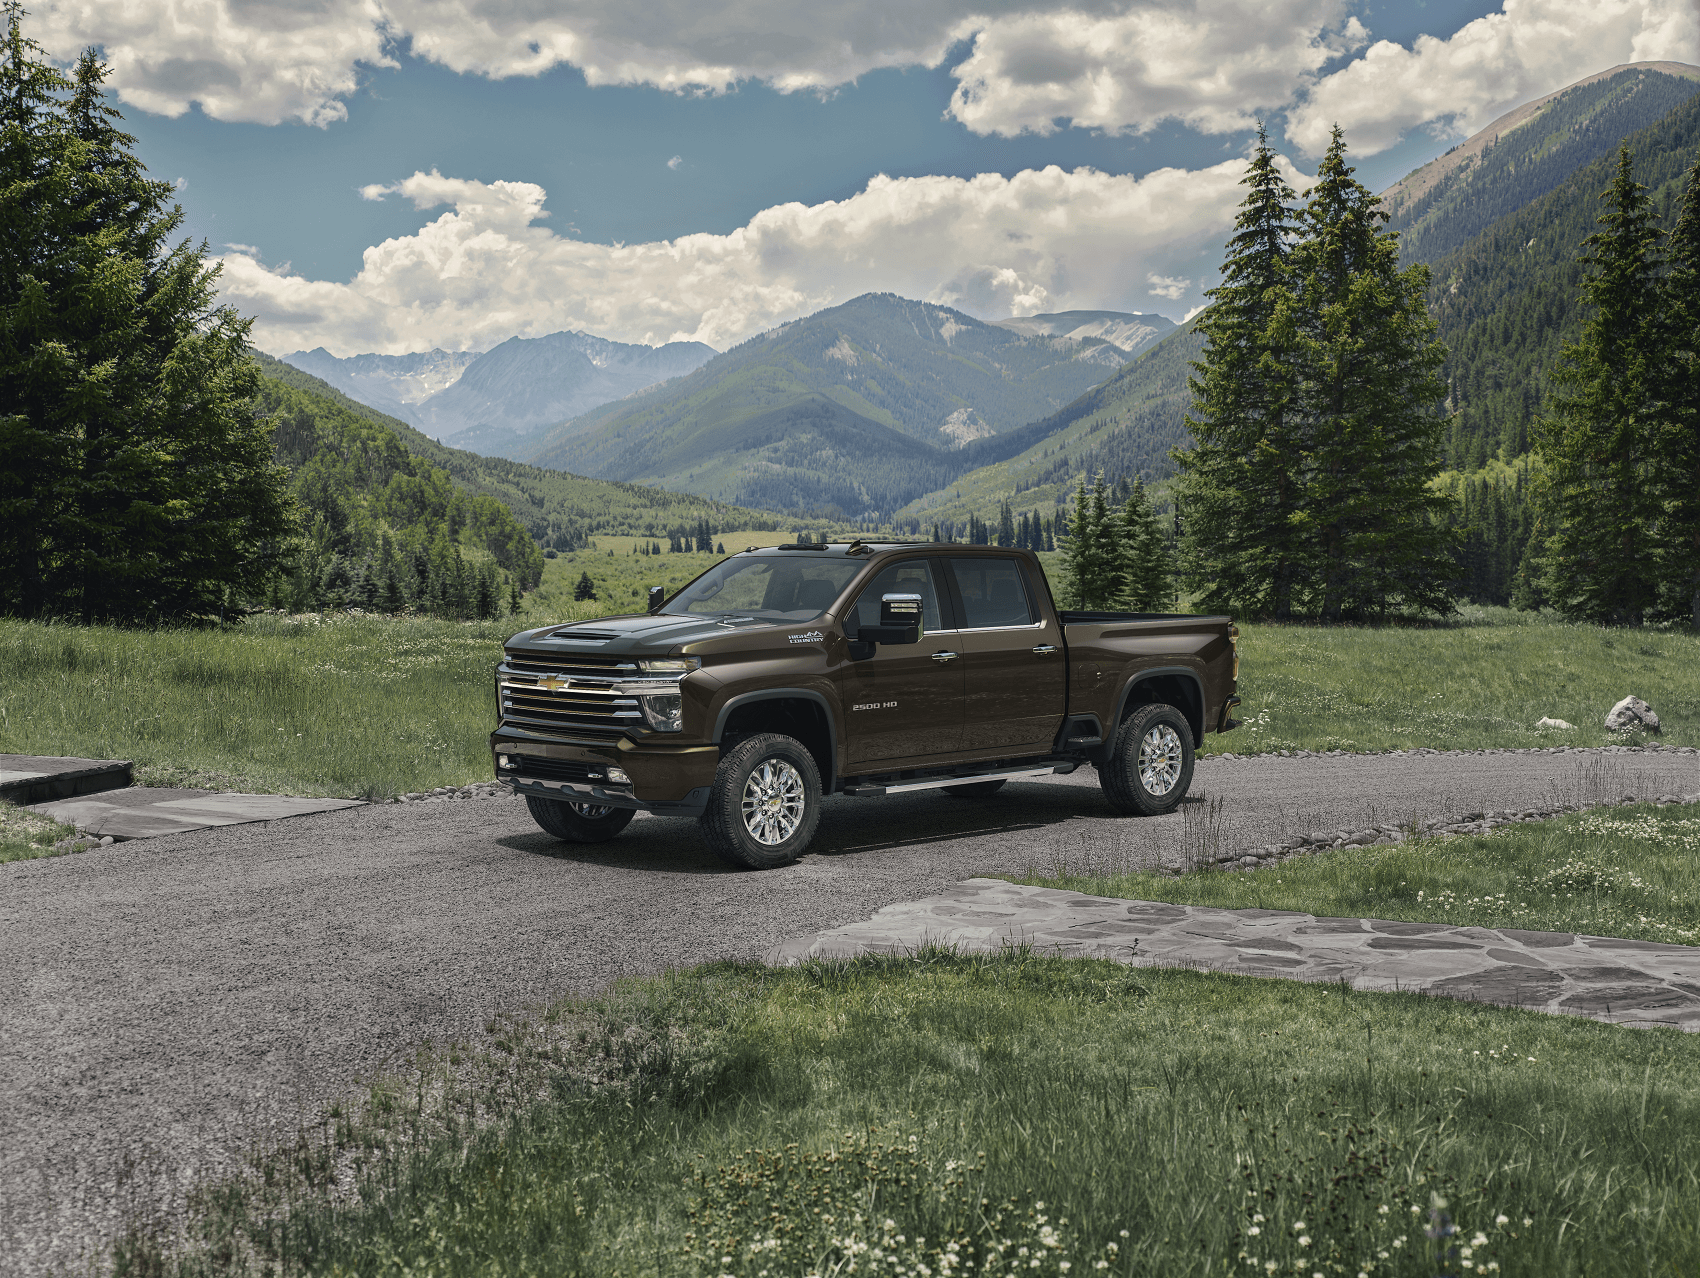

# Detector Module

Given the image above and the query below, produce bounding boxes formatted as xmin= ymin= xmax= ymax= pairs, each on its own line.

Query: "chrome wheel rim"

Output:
xmin=571 ymin=802 xmax=618 ymax=820
xmin=1137 ymin=724 xmax=1184 ymax=796
xmin=741 ymin=758 xmax=805 ymax=845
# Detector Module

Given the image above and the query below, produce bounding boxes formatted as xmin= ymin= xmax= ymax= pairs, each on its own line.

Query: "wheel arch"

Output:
xmin=1113 ymin=667 xmax=1205 ymax=746
xmin=713 ymin=689 xmax=838 ymax=788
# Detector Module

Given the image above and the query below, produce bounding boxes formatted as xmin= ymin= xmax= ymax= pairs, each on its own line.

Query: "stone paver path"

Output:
xmin=771 ymin=878 xmax=1700 ymax=1032
xmin=30 ymin=787 xmax=364 ymax=840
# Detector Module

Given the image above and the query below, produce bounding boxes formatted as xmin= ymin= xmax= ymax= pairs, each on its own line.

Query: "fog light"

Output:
xmin=640 ymin=692 xmax=683 ymax=732
xmin=606 ymin=766 xmax=630 ymax=784
xmin=497 ymin=754 xmax=514 ymax=769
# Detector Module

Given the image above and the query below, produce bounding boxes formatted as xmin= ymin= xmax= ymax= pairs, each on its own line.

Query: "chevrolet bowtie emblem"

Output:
xmin=539 ymin=675 xmax=570 ymax=691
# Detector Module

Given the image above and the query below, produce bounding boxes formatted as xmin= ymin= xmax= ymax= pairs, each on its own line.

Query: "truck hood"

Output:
xmin=506 ymin=611 xmax=774 ymax=655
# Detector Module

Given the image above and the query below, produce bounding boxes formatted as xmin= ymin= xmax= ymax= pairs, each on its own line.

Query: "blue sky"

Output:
xmin=35 ymin=0 xmax=1697 ymax=354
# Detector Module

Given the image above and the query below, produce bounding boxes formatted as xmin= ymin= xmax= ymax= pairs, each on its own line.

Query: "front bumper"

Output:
xmin=490 ymin=733 xmax=719 ymax=817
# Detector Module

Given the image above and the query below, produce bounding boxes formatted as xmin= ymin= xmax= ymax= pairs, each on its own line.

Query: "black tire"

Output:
xmin=525 ymin=794 xmax=636 ymax=843
xmin=699 ymin=733 xmax=822 ymax=869
xmin=1099 ymin=702 xmax=1194 ymax=816
xmin=942 ymin=779 xmax=1007 ymax=798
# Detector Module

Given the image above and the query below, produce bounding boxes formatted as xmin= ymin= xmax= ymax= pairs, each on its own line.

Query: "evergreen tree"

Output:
xmin=996 ymin=501 xmax=1015 ymax=547
xmin=1118 ymin=479 xmax=1170 ymax=611
xmin=1537 ymin=146 xmax=1663 ymax=626
xmin=1653 ymin=154 xmax=1700 ymax=627
xmin=1286 ymin=127 xmax=1454 ymax=620
xmin=1175 ymin=124 xmax=1307 ymax=619
xmin=0 ymin=17 xmax=293 ymax=620
xmin=1063 ymin=475 xmax=1122 ymax=608
xmin=573 ymin=571 xmax=597 ymax=601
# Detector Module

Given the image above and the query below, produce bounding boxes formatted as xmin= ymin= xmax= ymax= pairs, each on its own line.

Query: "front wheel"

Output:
xmin=526 ymin=794 xmax=636 ymax=843
xmin=1099 ymin=702 xmax=1194 ymax=816
xmin=699 ymin=733 xmax=822 ymax=869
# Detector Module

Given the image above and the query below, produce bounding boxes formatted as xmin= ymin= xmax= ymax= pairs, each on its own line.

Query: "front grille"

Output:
xmin=504 ymin=756 xmax=615 ymax=783
xmin=500 ymin=648 xmax=643 ymax=736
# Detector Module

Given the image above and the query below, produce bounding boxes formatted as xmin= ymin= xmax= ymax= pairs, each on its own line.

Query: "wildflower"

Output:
xmin=1298 ymin=1236 xmax=1311 ymax=1248
xmin=1523 ymin=1218 xmax=1533 ymax=1227
xmin=1377 ymin=1206 xmax=1390 ymax=1215
xmin=1247 ymin=1227 xmax=1261 ymax=1236
xmin=1293 ymin=1221 xmax=1306 ymax=1231
xmin=1471 ymin=1232 xmax=1488 ymax=1247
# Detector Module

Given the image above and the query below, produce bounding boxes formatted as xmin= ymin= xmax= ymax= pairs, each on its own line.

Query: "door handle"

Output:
xmin=1031 ymin=644 xmax=1058 ymax=656
xmin=931 ymin=650 xmax=959 ymax=663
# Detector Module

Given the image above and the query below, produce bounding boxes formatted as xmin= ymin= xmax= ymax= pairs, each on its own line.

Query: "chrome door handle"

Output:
xmin=931 ymin=650 xmax=959 ymax=663
xmin=1032 ymin=644 xmax=1058 ymax=656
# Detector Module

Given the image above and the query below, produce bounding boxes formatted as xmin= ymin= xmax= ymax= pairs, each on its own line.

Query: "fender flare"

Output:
xmin=1112 ymin=666 xmax=1206 ymax=745
xmin=712 ymin=688 xmax=839 ymax=783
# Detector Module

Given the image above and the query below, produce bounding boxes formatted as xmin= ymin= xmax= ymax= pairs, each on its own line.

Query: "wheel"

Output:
xmin=699 ymin=733 xmax=822 ymax=869
xmin=525 ymin=794 xmax=636 ymax=843
xmin=942 ymin=779 xmax=1007 ymax=798
xmin=1099 ymin=702 xmax=1194 ymax=816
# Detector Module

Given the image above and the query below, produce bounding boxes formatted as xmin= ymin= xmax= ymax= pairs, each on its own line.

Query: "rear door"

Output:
xmin=840 ymin=557 xmax=965 ymax=767
xmin=946 ymin=555 xmax=1067 ymax=756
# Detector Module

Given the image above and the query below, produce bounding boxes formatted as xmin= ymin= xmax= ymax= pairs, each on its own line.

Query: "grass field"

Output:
xmin=1027 ymin=800 xmax=1700 ymax=946
xmin=124 ymin=946 xmax=1700 ymax=1278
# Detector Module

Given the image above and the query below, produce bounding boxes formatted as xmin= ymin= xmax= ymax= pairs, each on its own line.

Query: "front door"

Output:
xmin=841 ymin=558 xmax=964 ymax=766
xmin=947 ymin=556 xmax=1067 ymax=755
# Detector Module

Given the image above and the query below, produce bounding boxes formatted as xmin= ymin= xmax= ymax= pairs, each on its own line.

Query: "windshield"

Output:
xmin=662 ymin=555 xmax=867 ymax=622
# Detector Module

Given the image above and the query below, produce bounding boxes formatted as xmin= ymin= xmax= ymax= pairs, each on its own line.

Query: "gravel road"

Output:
xmin=3 ymin=744 xmax=1696 ymax=1275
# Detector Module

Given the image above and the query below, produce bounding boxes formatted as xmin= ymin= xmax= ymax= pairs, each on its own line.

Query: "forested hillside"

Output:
xmin=1386 ymin=64 xmax=1700 ymax=265
xmin=1427 ymin=89 xmax=1700 ymax=466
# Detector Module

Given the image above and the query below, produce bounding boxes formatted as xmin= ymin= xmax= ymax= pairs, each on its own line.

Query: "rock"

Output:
xmin=1536 ymin=716 xmax=1575 ymax=730
xmin=1605 ymin=695 xmax=1661 ymax=734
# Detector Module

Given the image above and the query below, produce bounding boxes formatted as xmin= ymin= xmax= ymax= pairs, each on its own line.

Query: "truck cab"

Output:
xmin=491 ymin=541 xmax=1238 ymax=867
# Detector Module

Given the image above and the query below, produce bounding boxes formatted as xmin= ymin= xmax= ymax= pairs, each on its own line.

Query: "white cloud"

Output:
xmin=221 ymin=159 xmax=1307 ymax=355
xmin=667 ymin=154 xmax=682 ymax=170
xmin=1146 ymin=273 xmax=1188 ymax=299
xmin=1290 ymin=0 xmax=1700 ymax=156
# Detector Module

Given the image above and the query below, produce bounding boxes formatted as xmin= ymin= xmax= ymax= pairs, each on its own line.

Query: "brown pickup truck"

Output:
xmin=491 ymin=541 xmax=1239 ymax=868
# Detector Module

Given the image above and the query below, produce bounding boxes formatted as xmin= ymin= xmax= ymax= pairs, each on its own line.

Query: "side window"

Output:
xmin=950 ymin=558 xmax=1037 ymax=629
xmin=849 ymin=560 xmax=944 ymax=633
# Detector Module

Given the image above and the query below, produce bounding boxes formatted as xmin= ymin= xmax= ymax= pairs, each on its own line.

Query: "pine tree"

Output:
xmin=997 ymin=501 xmax=1015 ymax=547
xmin=0 ymin=18 xmax=293 ymax=620
xmin=1653 ymin=154 xmax=1700 ymax=628
xmin=1063 ymin=475 xmax=1122 ymax=609
xmin=1286 ymin=127 xmax=1454 ymax=621
xmin=574 ymin=571 xmax=597 ymax=601
xmin=1175 ymin=124 xmax=1307 ymax=619
xmin=1537 ymin=146 xmax=1662 ymax=626
xmin=1118 ymin=479 xmax=1170 ymax=611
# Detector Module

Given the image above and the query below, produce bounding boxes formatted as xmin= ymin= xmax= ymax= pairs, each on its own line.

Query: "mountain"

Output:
xmin=255 ymin=353 xmax=786 ymax=553
xmin=1384 ymin=62 xmax=1700 ymax=266
xmin=992 ymin=310 xmax=1175 ymax=354
xmin=279 ymin=347 xmax=479 ymax=426
xmin=523 ymin=293 xmax=1136 ymax=515
xmin=281 ymin=330 xmax=718 ymax=461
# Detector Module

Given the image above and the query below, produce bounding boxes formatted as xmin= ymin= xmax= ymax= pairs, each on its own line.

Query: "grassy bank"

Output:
xmin=1025 ymin=800 xmax=1700 ymax=946
xmin=124 ymin=949 xmax=1700 ymax=1277
xmin=0 ymin=801 xmax=74 ymax=863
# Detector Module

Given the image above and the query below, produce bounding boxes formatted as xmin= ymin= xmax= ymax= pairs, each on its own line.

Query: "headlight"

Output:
xmin=640 ymin=692 xmax=683 ymax=732
xmin=639 ymin=657 xmax=701 ymax=674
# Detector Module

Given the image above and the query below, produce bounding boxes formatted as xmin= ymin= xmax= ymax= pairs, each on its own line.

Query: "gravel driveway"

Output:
xmin=3 ymin=744 xmax=1695 ymax=1275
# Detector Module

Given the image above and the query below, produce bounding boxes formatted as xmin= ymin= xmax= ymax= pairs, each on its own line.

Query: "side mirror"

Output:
xmin=855 ymin=593 xmax=922 ymax=645
xmin=647 ymin=585 xmax=666 ymax=615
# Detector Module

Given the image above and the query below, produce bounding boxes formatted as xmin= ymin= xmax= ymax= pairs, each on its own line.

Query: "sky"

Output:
xmin=27 ymin=0 xmax=1700 ymax=356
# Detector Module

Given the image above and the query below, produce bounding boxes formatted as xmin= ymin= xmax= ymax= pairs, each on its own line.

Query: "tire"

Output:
xmin=699 ymin=733 xmax=822 ymax=869
xmin=1099 ymin=702 xmax=1194 ymax=816
xmin=525 ymin=794 xmax=636 ymax=843
xmin=942 ymin=779 xmax=1007 ymax=798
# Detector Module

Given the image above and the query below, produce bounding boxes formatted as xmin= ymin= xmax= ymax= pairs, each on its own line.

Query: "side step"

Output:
xmin=1065 ymin=735 xmax=1103 ymax=748
xmin=842 ymin=763 xmax=1073 ymax=799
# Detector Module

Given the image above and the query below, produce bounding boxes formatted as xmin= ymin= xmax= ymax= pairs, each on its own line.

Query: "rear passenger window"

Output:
xmin=950 ymin=558 xmax=1037 ymax=628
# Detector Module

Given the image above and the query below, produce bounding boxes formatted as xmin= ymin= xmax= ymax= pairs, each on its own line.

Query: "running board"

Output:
xmin=842 ymin=763 xmax=1073 ymax=799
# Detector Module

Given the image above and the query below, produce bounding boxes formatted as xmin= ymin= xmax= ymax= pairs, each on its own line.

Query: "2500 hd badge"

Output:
xmin=491 ymin=542 xmax=1240 ymax=870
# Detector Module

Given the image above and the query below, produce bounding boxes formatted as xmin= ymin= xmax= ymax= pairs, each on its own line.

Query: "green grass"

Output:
xmin=0 ymin=613 xmax=516 ymax=800
xmin=123 ymin=950 xmax=1700 ymax=1277
xmin=0 ymin=800 xmax=75 ymax=863
xmin=1209 ymin=606 xmax=1700 ymax=755
xmin=1025 ymin=801 xmax=1700 ymax=946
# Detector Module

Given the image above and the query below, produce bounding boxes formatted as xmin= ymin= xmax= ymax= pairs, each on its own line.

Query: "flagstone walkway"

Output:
xmin=769 ymin=877 xmax=1700 ymax=1032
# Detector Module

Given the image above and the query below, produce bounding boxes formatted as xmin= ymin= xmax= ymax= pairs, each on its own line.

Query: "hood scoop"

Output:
xmin=547 ymin=628 xmax=618 ymax=640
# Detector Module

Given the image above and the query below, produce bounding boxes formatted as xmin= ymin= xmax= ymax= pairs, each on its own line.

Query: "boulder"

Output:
xmin=1605 ymin=695 xmax=1661 ymax=734
xmin=1536 ymin=716 xmax=1575 ymax=730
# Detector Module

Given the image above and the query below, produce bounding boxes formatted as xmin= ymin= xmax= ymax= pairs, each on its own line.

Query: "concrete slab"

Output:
xmin=0 ymin=755 xmax=131 ymax=806
xmin=28 ymin=788 xmax=364 ymax=841
xmin=772 ymin=878 xmax=1700 ymax=1032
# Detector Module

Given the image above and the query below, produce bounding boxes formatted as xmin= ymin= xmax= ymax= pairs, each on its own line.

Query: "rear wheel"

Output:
xmin=1099 ymin=702 xmax=1194 ymax=816
xmin=942 ymin=779 xmax=1007 ymax=798
xmin=699 ymin=733 xmax=822 ymax=869
xmin=525 ymin=795 xmax=635 ymax=843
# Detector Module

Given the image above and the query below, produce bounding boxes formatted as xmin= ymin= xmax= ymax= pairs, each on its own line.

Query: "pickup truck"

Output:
xmin=491 ymin=542 xmax=1239 ymax=868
